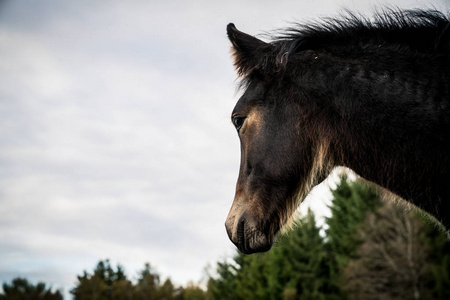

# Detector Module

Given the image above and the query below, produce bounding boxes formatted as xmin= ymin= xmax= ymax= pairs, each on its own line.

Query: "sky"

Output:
xmin=1 ymin=0 xmax=449 ymax=298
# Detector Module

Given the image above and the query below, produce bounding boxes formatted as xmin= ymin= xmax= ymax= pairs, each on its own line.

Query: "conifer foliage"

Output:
xmin=70 ymin=260 xmax=204 ymax=300
xmin=0 ymin=278 xmax=63 ymax=300
xmin=207 ymin=209 xmax=330 ymax=300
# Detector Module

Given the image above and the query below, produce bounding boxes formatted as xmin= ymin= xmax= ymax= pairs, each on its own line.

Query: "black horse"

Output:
xmin=225 ymin=9 xmax=450 ymax=254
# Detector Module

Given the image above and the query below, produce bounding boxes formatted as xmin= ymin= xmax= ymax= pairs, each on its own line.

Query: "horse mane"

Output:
xmin=234 ymin=9 xmax=450 ymax=88
xmin=276 ymin=9 xmax=450 ymax=55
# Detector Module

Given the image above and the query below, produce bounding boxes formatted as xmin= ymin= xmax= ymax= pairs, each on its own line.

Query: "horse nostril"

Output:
xmin=236 ymin=217 xmax=246 ymax=244
xmin=225 ymin=211 xmax=249 ymax=251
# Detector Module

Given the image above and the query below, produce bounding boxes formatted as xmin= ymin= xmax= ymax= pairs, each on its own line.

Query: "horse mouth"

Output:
xmin=226 ymin=216 xmax=276 ymax=254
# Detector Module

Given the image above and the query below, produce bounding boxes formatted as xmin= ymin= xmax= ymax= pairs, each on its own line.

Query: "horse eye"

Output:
xmin=233 ymin=116 xmax=245 ymax=131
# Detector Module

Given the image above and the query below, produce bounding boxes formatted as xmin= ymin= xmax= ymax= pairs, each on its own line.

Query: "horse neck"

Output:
xmin=298 ymin=50 xmax=450 ymax=228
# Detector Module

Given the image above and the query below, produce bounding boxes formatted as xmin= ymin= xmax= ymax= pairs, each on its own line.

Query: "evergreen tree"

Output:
xmin=134 ymin=263 xmax=161 ymax=299
xmin=208 ymin=210 xmax=330 ymax=300
xmin=342 ymin=200 xmax=428 ymax=299
xmin=0 ymin=277 xmax=63 ymax=300
xmin=325 ymin=176 xmax=380 ymax=299
xmin=110 ymin=279 xmax=134 ymax=300
xmin=182 ymin=282 xmax=207 ymax=300
xmin=206 ymin=258 xmax=240 ymax=300
xmin=326 ymin=176 xmax=380 ymax=264
xmin=340 ymin=196 xmax=450 ymax=299
xmin=71 ymin=259 xmax=129 ymax=300
xmin=267 ymin=210 xmax=330 ymax=300
xmin=72 ymin=261 xmax=185 ymax=300
xmin=235 ymin=253 xmax=270 ymax=300
xmin=72 ymin=272 xmax=108 ymax=300
xmin=415 ymin=212 xmax=450 ymax=300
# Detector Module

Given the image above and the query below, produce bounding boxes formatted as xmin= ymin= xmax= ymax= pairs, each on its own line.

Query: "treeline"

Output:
xmin=1 ymin=261 xmax=207 ymax=300
xmin=71 ymin=260 xmax=207 ymax=300
xmin=0 ymin=278 xmax=63 ymax=300
xmin=2 ymin=177 xmax=450 ymax=299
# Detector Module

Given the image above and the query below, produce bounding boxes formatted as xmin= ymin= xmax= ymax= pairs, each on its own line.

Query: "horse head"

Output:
xmin=225 ymin=24 xmax=333 ymax=254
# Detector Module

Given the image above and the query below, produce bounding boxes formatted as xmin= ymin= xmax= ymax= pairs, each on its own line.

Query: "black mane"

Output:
xmin=276 ymin=9 xmax=450 ymax=58
xmin=231 ymin=9 xmax=450 ymax=89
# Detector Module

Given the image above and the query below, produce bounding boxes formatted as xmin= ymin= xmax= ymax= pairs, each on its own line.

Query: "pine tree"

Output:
xmin=0 ymin=278 xmax=63 ymax=300
xmin=206 ymin=257 xmax=240 ymax=300
xmin=417 ymin=214 xmax=450 ymax=299
xmin=208 ymin=210 xmax=331 ymax=300
xmin=235 ymin=253 xmax=270 ymax=300
xmin=325 ymin=176 xmax=381 ymax=299
xmin=71 ymin=259 xmax=130 ymax=300
xmin=267 ymin=210 xmax=330 ymax=300
xmin=182 ymin=282 xmax=207 ymax=300
xmin=329 ymin=178 xmax=450 ymax=299
xmin=134 ymin=263 xmax=162 ymax=300
xmin=111 ymin=279 xmax=134 ymax=300
xmin=342 ymin=200 xmax=428 ymax=299
xmin=71 ymin=270 xmax=109 ymax=300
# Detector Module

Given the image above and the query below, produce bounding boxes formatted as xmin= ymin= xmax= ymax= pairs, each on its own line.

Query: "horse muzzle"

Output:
xmin=225 ymin=210 xmax=274 ymax=254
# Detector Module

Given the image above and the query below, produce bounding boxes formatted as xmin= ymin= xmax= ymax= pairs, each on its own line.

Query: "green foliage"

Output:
xmin=0 ymin=277 xmax=63 ymax=300
xmin=418 ymin=217 xmax=450 ymax=300
xmin=342 ymin=200 xmax=427 ymax=299
xmin=267 ymin=210 xmax=331 ymax=300
xmin=110 ymin=279 xmax=134 ymax=300
xmin=208 ymin=210 xmax=331 ymax=300
xmin=325 ymin=176 xmax=381 ymax=299
xmin=340 ymin=197 xmax=450 ymax=300
xmin=183 ymin=282 xmax=207 ymax=300
xmin=70 ymin=260 xmax=203 ymax=300
xmin=71 ymin=259 xmax=129 ymax=300
xmin=236 ymin=253 xmax=270 ymax=300
xmin=206 ymin=259 xmax=240 ymax=300
xmin=133 ymin=263 xmax=161 ymax=300
xmin=326 ymin=176 xmax=380 ymax=265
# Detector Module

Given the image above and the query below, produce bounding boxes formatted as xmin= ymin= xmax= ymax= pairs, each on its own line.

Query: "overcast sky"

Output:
xmin=1 ymin=0 xmax=448 ymax=298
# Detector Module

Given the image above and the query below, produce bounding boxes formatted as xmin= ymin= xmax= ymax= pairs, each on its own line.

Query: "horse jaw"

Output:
xmin=225 ymin=141 xmax=334 ymax=254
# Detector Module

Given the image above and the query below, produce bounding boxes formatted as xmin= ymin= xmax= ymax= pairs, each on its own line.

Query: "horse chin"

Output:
xmin=235 ymin=220 xmax=278 ymax=254
xmin=239 ymin=230 xmax=274 ymax=254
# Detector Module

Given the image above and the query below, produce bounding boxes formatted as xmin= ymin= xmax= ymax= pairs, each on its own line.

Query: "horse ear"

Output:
xmin=227 ymin=23 xmax=275 ymax=77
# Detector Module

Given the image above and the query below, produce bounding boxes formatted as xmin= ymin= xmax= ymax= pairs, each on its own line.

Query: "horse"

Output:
xmin=224 ymin=9 xmax=450 ymax=254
